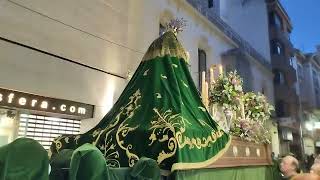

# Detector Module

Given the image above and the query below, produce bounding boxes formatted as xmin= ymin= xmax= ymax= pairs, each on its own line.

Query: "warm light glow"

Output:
xmin=314 ymin=122 xmax=320 ymax=129
xmin=0 ymin=116 xmax=14 ymax=128
xmin=306 ymin=122 xmax=313 ymax=131
xmin=101 ymin=80 xmax=115 ymax=114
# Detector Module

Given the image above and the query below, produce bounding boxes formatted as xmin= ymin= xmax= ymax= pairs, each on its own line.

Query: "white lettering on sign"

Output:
xmin=31 ymin=99 xmax=37 ymax=107
xmin=0 ymin=89 xmax=91 ymax=117
xmin=19 ymin=97 xmax=26 ymax=105
xmin=8 ymin=93 xmax=14 ymax=103
xmin=60 ymin=104 xmax=66 ymax=111
xmin=41 ymin=101 xmax=48 ymax=109
xmin=70 ymin=106 xmax=76 ymax=113
xmin=78 ymin=107 xmax=86 ymax=114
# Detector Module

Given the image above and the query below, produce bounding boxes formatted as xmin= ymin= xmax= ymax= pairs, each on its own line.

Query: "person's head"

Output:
xmin=280 ymin=155 xmax=299 ymax=177
xmin=311 ymin=163 xmax=320 ymax=176
xmin=292 ymin=173 xmax=320 ymax=180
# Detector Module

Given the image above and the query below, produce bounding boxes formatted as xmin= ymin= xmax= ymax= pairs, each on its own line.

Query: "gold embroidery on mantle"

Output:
xmin=161 ymin=74 xmax=168 ymax=79
xmin=92 ymin=89 xmax=142 ymax=168
xmin=149 ymin=108 xmax=225 ymax=163
xmin=181 ymin=80 xmax=189 ymax=88
xmin=156 ymin=93 xmax=162 ymax=99
xmin=53 ymin=136 xmax=64 ymax=152
xmin=143 ymin=69 xmax=149 ymax=76
xmin=198 ymin=107 xmax=206 ymax=112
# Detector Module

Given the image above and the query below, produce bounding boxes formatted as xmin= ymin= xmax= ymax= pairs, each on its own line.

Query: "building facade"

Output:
xmin=267 ymin=0 xmax=300 ymax=157
xmin=295 ymin=47 xmax=320 ymax=155
xmin=0 ymin=0 xmax=276 ymax=152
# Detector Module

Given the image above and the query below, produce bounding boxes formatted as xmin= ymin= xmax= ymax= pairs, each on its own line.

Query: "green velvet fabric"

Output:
xmin=69 ymin=143 xmax=117 ymax=180
xmin=49 ymin=149 xmax=74 ymax=180
xmin=50 ymin=31 xmax=230 ymax=172
xmin=50 ymin=149 xmax=73 ymax=170
xmin=172 ymin=166 xmax=281 ymax=180
xmin=67 ymin=143 xmax=161 ymax=180
xmin=0 ymin=138 xmax=49 ymax=180
xmin=130 ymin=157 xmax=160 ymax=180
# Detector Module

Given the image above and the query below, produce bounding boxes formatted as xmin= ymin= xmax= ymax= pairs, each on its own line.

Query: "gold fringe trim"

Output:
xmin=142 ymin=31 xmax=188 ymax=62
xmin=170 ymin=135 xmax=232 ymax=172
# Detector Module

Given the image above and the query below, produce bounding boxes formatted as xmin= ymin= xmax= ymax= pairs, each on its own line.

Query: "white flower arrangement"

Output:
xmin=209 ymin=71 xmax=274 ymax=144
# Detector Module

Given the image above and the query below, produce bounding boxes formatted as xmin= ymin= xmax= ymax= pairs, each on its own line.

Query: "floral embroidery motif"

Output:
xmin=149 ymin=108 xmax=224 ymax=163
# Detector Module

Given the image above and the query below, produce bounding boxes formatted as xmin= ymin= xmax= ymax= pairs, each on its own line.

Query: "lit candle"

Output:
xmin=202 ymin=71 xmax=206 ymax=87
xmin=201 ymin=71 xmax=206 ymax=103
xmin=210 ymin=68 xmax=214 ymax=84
xmin=218 ymin=65 xmax=223 ymax=75
xmin=205 ymin=81 xmax=209 ymax=107
xmin=240 ymin=100 xmax=245 ymax=119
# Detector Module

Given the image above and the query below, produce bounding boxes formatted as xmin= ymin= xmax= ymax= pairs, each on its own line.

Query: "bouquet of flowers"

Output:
xmin=209 ymin=71 xmax=274 ymax=144
xmin=242 ymin=92 xmax=274 ymax=123
xmin=209 ymin=71 xmax=243 ymax=111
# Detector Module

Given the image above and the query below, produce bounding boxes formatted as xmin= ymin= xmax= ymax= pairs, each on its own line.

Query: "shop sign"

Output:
xmin=0 ymin=87 xmax=94 ymax=119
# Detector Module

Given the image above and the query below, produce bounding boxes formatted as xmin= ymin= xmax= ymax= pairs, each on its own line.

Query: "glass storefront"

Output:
xmin=0 ymin=108 xmax=81 ymax=150
xmin=0 ymin=109 xmax=18 ymax=146
xmin=0 ymin=87 xmax=94 ymax=150
xmin=18 ymin=114 xmax=81 ymax=150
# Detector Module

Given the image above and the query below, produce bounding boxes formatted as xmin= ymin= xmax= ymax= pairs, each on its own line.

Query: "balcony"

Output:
xmin=269 ymin=25 xmax=294 ymax=52
xmin=271 ymin=54 xmax=297 ymax=83
xmin=186 ymin=0 xmax=272 ymax=70
xmin=278 ymin=117 xmax=300 ymax=132
xmin=274 ymin=84 xmax=299 ymax=104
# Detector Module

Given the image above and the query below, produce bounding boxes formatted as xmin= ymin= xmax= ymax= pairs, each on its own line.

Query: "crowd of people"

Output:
xmin=279 ymin=154 xmax=320 ymax=180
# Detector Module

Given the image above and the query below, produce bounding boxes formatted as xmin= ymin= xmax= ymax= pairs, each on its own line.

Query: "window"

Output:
xmin=271 ymin=41 xmax=284 ymax=55
xmin=275 ymin=100 xmax=286 ymax=117
xmin=159 ymin=23 xmax=165 ymax=36
xmin=261 ymin=87 xmax=266 ymax=95
xmin=269 ymin=12 xmax=282 ymax=29
xmin=313 ymin=69 xmax=319 ymax=89
xmin=268 ymin=12 xmax=275 ymax=25
xmin=313 ymin=69 xmax=320 ymax=106
xmin=198 ymin=49 xmax=207 ymax=88
xmin=235 ymin=58 xmax=252 ymax=92
xmin=276 ymin=45 xmax=282 ymax=54
xmin=208 ymin=0 xmax=214 ymax=8
xmin=317 ymin=73 xmax=320 ymax=107
xmin=297 ymin=65 xmax=304 ymax=82
xmin=274 ymin=70 xmax=285 ymax=85
xmin=18 ymin=114 xmax=81 ymax=150
xmin=289 ymin=58 xmax=294 ymax=66
xmin=274 ymin=13 xmax=282 ymax=29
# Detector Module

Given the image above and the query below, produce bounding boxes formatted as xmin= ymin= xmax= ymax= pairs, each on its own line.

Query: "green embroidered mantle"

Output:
xmin=50 ymin=31 xmax=230 ymax=172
